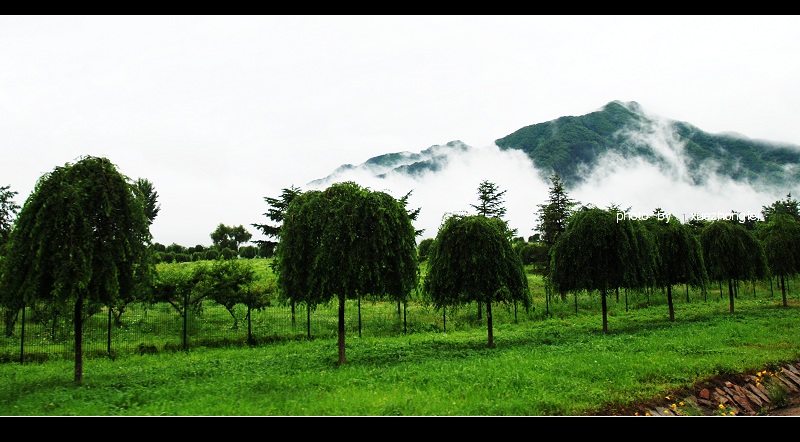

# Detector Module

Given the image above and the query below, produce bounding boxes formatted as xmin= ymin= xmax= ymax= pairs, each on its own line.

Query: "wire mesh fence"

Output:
xmin=2 ymin=277 xmax=790 ymax=365
xmin=0 ymin=297 xmax=537 ymax=364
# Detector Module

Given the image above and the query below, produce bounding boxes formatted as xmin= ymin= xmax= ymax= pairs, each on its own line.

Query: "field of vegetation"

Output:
xmin=1 ymin=260 xmax=799 ymax=416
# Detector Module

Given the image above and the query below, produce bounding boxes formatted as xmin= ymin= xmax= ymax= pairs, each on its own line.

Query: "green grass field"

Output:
xmin=1 ymin=262 xmax=799 ymax=416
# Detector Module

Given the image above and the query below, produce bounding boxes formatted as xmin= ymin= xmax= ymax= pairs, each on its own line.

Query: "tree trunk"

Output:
xmin=486 ymin=300 xmax=494 ymax=348
xmin=624 ymin=288 xmax=628 ymax=312
xmin=782 ymin=275 xmax=788 ymax=307
xmin=667 ymin=285 xmax=675 ymax=322
xmin=728 ymin=279 xmax=735 ymax=313
xmin=337 ymin=295 xmax=346 ymax=365
xmin=601 ymin=288 xmax=609 ymax=334
xmin=306 ymin=302 xmax=311 ymax=339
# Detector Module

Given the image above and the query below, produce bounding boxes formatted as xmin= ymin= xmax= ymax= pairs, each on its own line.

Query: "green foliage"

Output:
xmin=495 ymin=100 xmax=800 ymax=189
xmin=219 ymin=247 xmax=236 ymax=260
xmin=0 ymin=185 xmax=20 ymax=251
xmin=758 ymin=213 xmax=800 ymax=307
xmin=535 ymin=173 xmax=578 ymax=247
xmin=646 ymin=214 xmax=708 ymax=287
xmin=417 ymin=238 xmax=435 ymax=262
xmin=2 ymin=296 xmax=800 ymax=416
xmin=758 ymin=213 xmax=800 ymax=278
xmin=549 ymin=207 xmax=657 ymax=332
xmin=0 ymin=156 xmax=152 ymax=383
xmin=514 ymin=240 xmax=548 ymax=269
xmin=252 ymin=185 xmax=303 ymax=256
xmin=423 ymin=214 xmax=530 ymax=347
xmin=701 ymin=220 xmax=767 ymax=283
xmin=470 ymin=180 xmax=507 ymax=219
xmin=700 ymin=220 xmax=767 ymax=313
xmin=238 ymin=245 xmax=259 ymax=259
xmin=133 ymin=178 xmax=160 ymax=225
xmin=275 ymin=181 xmax=418 ymax=363
xmin=550 ymin=208 xmax=656 ymax=295
xmin=762 ymin=193 xmax=800 ymax=223
xmin=210 ymin=224 xmax=252 ymax=252
xmin=195 ymin=259 xmax=257 ymax=329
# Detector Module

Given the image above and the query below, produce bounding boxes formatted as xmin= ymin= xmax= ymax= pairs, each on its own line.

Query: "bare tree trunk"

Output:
xmin=601 ymin=288 xmax=609 ymax=334
xmin=486 ymin=300 xmax=494 ymax=348
xmin=782 ymin=275 xmax=788 ymax=307
xmin=337 ymin=295 xmax=346 ymax=365
xmin=728 ymin=279 xmax=735 ymax=313
xmin=667 ymin=285 xmax=675 ymax=322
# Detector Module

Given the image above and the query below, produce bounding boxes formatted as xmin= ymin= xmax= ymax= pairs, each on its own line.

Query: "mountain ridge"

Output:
xmin=310 ymin=100 xmax=800 ymax=192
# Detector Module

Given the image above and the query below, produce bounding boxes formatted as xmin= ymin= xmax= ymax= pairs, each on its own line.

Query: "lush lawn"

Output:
xmin=1 ymin=291 xmax=799 ymax=416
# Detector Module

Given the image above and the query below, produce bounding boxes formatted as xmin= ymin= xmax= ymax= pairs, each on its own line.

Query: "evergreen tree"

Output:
xmin=471 ymin=180 xmax=507 ymax=219
xmin=252 ymin=185 xmax=303 ymax=257
xmin=536 ymin=173 xmax=578 ymax=247
xmin=762 ymin=193 xmax=800 ymax=223
xmin=134 ymin=178 xmax=160 ymax=225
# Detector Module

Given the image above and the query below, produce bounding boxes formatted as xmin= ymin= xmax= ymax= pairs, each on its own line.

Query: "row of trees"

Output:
xmin=1 ymin=156 xmax=798 ymax=381
xmin=536 ymin=174 xmax=800 ymax=333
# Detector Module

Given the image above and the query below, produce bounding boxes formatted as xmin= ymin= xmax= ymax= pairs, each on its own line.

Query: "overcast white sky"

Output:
xmin=2 ymin=15 xmax=799 ymax=247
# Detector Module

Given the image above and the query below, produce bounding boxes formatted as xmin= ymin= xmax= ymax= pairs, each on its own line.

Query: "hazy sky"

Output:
xmin=2 ymin=15 xmax=799 ymax=247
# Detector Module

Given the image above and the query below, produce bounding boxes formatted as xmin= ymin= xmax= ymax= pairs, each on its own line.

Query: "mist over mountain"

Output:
xmin=308 ymin=101 xmax=800 ymax=240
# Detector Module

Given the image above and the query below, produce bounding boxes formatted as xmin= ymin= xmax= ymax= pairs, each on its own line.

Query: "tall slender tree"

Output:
xmin=536 ymin=173 xmax=579 ymax=302
xmin=471 ymin=180 xmax=508 ymax=220
xmin=0 ymin=156 xmax=151 ymax=383
xmin=134 ymin=178 xmax=160 ymax=225
xmin=536 ymin=173 xmax=578 ymax=247
xmin=470 ymin=180 xmax=511 ymax=319
xmin=252 ymin=185 xmax=303 ymax=257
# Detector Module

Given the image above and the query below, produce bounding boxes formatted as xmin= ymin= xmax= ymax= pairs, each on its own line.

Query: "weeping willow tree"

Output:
xmin=758 ymin=213 xmax=800 ymax=307
xmin=423 ymin=214 xmax=530 ymax=348
xmin=645 ymin=214 xmax=708 ymax=321
xmin=0 ymin=156 xmax=151 ymax=384
xmin=549 ymin=207 xmax=657 ymax=334
xmin=274 ymin=181 xmax=418 ymax=365
xmin=700 ymin=219 xmax=767 ymax=314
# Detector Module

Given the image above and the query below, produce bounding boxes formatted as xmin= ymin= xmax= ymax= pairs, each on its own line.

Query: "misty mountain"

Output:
xmin=309 ymin=140 xmax=472 ymax=187
xmin=310 ymin=101 xmax=800 ymax=192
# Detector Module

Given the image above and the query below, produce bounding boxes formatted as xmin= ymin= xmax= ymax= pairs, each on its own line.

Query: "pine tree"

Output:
xmin=536 ymin=173 xmax=578 ymax=247
xmin=471 ymin=180 xmax=507 ymax=219
xmin=252 ymin=185 xmax=303 ymax=257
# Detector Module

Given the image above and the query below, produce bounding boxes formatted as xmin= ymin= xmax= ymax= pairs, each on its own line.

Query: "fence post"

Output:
xmin=19 ymin=302 xmax=25 ymax=364
xmin=183 ymin=292 xmax=188 ymax=351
